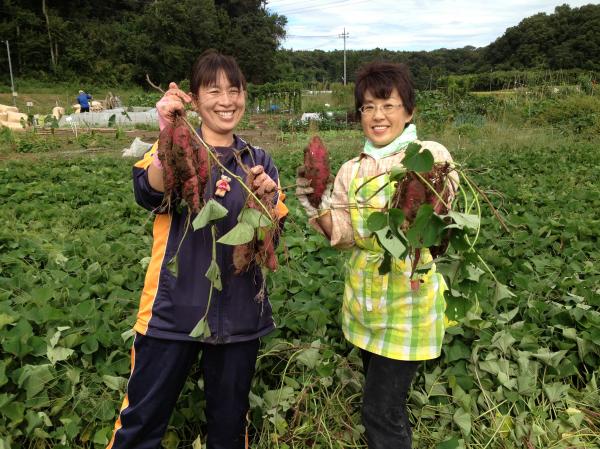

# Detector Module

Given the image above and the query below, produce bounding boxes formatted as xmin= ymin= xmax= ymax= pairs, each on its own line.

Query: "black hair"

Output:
xmin=190 ymin=49 xmax=246 ymax=95
xmin=354 ymin=61 xmax=415 ymax=114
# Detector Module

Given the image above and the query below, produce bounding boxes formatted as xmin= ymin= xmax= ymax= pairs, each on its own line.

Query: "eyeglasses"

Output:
xmin=358 ymin=103 xmax=404 ymax=116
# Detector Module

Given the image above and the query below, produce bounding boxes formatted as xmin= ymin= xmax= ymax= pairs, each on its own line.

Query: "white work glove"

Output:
xmin=296 ymin=167 xmax=333 ymax=218
xmin=156 ymin=82 xmax=192 ymax=131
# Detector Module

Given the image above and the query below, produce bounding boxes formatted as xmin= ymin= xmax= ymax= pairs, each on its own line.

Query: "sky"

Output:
xmin=266 ymin=0 xmax=596 ymax=51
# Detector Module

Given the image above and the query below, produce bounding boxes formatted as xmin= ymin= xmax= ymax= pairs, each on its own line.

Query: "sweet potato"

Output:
xmin=391 ymin=162 xmax=454 ymax=259
xmin=392 ymin=162 xmax=453 ymax=224
xmin=395 ymin=174 xmax=427 ymax=223
xmin=157 ymin=115 xmax=208 ymax=214
xmin=232 ymin=244 xmax=254 ymax=274
xmin=232 ymin=169 xmax=279 ymax=275
xmin=303 ymin=136 xmax=331 ymax=208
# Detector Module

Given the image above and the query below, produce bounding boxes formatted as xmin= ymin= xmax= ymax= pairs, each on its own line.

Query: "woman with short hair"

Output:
xmin=297 ymin=61 xmax=456 ymax=448
xmin=107 ymin=50 xmax=287 ymax=449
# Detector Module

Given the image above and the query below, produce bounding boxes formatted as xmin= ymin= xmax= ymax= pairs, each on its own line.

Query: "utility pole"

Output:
xmin=3 ymin=40 xmax=16 ymax=106
xmin=338 ymin=28 xmax=349 ymax=85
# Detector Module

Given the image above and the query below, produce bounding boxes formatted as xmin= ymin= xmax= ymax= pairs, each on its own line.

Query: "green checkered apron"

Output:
xmin=341 ymin=159 xmax=446 ymax=360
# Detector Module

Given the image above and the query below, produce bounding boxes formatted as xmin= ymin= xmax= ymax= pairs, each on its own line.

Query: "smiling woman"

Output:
xmin=189 ymin=51 xmax=248 ymax=147
xmin=193 ymin=71 xmax=246 ymax=146
xmin=106 ymin=50 xmax=287 ymax=449
xmin=296 ymin=60 xmax=457 ymax=449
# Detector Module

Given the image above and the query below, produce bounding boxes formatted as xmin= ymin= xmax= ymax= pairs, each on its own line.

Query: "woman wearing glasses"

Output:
xmin=297 ymin=61 xmax=455 ymax=449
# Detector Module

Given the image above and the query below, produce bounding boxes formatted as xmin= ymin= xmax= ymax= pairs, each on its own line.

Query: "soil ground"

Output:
xmin=0 ymin=114 xmax=284 ymax=162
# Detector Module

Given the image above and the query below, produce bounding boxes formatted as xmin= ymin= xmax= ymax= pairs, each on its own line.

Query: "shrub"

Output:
xmin=528 ymin=95 xmax=600 ymax=134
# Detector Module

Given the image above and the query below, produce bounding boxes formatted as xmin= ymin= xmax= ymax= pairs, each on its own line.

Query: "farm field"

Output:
xmin=0 ymin=92 xmax=599 ymax=449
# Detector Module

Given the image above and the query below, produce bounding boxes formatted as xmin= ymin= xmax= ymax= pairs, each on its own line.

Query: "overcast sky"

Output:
xmin=266 ymin=0 xmax=596 ymax=51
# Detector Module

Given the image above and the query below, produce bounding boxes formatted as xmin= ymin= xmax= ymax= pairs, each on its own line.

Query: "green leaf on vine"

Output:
xmin=189 ymin=317 xmax=211 ymax=339
xmin=238 ymin=208 xmax=272 ymax=229
xmin=403 ymin=143 xmax=434 ymax=172
xmin=445 ymin=296 xmax=473 ymax=324
xmin=494 ymin=281 xmax=516 ymax=302
xmin=192 ymin=199 xmax=228 ymax=230
xmin=217 ymin=222 xmax=254 ymax=245
xmin=388 ymin=208 xmax=406 ymax=234
xmin=406 ymin=204 xmax=445 ymax=248
xmin=447 ymin=211 xmax=480 ymax=230
xmin=367 ymin=211 xmax=387 ymax=232
xmin=375 ymin=227 xmax=407 ymax=259
xmin=205 ymin=260 xmax=222 ymax=291
xmin=449 ymin=229 xmax=470 ymax=251
xmin=390 ymin=165 xmax=407 ymax=182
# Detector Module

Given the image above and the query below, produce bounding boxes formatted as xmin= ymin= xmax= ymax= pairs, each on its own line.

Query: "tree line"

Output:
xmin=0 ymin=2 xmax=598 ymax=90
xmin=0 ymin=0 xmax=286 ymax=86
xmin=277 ymin=4 xmax=600 ymax=89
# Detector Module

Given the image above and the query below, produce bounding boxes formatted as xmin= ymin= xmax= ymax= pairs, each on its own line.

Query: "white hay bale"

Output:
xmin=0 ymin=104 xmax=18 ymax=113
xmin=90 ymin=100 xmax=103 ymax=112
xmin=6 ymin=111 xmax=28 ymax=123
xmin=52 ymin=106 xmax=65 ymax=120
xmin=0 ymin=120 xmax=26 ymax=131
xmin=0 ymin=112 xmax=7 ymax=122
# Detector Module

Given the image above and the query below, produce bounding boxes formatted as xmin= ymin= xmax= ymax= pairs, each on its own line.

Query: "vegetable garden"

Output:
xmin=0 ymin=91 xmax=599 ymax=449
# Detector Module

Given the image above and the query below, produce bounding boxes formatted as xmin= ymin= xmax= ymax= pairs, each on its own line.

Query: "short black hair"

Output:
xmin=190 ymin=49 xmax=246 ymax=95
xmin=354 ymin=61 xmax=415 ymax=114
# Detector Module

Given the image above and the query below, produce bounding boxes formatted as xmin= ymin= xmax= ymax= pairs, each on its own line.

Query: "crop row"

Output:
xmin=0 ymin=128 xmax=598 ymax=448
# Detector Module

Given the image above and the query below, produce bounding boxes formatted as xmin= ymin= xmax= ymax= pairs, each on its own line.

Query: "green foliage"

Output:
xmin=127 ymin=92 xmax=163 ymax=108
xmin=331 ymin=82 xmax=355 ymax=110
xmin=1 ymin=0 xmax=286 ymax=86
xmin=0 ymin=98 xmax=599 ymax=448
xmin=415 ymin=91 xmax=500 ymax=130
xmin=278 ymin=105 xmax=360 ymax=133
xmin=2 ymin=3 xmax=599 ymax=95
xmin=247 ymin=82 xmax=303 ymax=113
xmin=527 ymin=95 xmax=600 ymax=134
xmin=485 ymin=4 xmax=600 ymax=71
xmin=13 ymin=135 xmax=54 ymax=153
xmin=0 ymin=127 xmax=16 ymax=149
xmin=438 ymin=69 xmax=600 ymax=92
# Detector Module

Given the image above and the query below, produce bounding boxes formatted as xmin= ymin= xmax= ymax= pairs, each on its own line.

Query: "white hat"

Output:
xmin=78 ymin=90 xmax=84 ymax=93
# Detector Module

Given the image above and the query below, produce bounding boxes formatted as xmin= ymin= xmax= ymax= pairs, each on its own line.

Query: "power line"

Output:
xmin=268 ymin=0 xmax=327 ymax=7
xmin=272 ymin=0 xmax=369 ymax=15
xmin=286 ymin=34 xmax=337 ymax=38
xmin=268 ymin=0 xmax=339 ymax=10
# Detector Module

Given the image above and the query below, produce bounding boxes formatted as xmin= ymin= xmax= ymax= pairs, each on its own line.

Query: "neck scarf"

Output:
xmin=362 ymin=124 xmax=417 ymax=160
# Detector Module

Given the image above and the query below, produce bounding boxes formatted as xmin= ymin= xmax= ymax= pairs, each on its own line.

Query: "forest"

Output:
xmin=0 ymin=2 xmax=599 ymax=89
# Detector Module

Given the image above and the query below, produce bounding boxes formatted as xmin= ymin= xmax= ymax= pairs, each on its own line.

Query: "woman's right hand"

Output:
xmin=156 ymin=82 xmax=192 ymax=131
xmin=296 ymin=167 xmax=318 ymax=218
xmin=295 ymin=167 xmax=333 ymax=218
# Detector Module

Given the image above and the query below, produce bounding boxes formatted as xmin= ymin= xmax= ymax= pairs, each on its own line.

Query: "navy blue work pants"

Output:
xmin=361 ymin=350 xmax=420 ymax=449
xmin=107 ymin=334 xmax=259 ymax=449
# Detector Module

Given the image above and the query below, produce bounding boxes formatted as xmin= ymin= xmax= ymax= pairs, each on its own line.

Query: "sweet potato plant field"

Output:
xmin=1 ymin=95 xmax=599 ymax=449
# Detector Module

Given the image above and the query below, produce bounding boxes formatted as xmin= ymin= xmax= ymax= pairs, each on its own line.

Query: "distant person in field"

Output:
xmin=76 ymin=89 xmax=92 ymax=112
xmin=105 ymin=50 xmax=287 ymax=449
xmin=296 ymin=61 xmax=457 ymax=449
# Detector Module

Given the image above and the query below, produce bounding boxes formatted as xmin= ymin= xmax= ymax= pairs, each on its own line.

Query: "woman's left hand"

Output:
xmin=249 ymin=165 xmax=277 ymax=198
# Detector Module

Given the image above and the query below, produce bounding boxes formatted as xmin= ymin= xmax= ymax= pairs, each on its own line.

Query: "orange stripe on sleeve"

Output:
xmin=134 ymin=214 xmax=172 ymax=335
xmin=133 ymin=141 xmax=159 ymax=169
